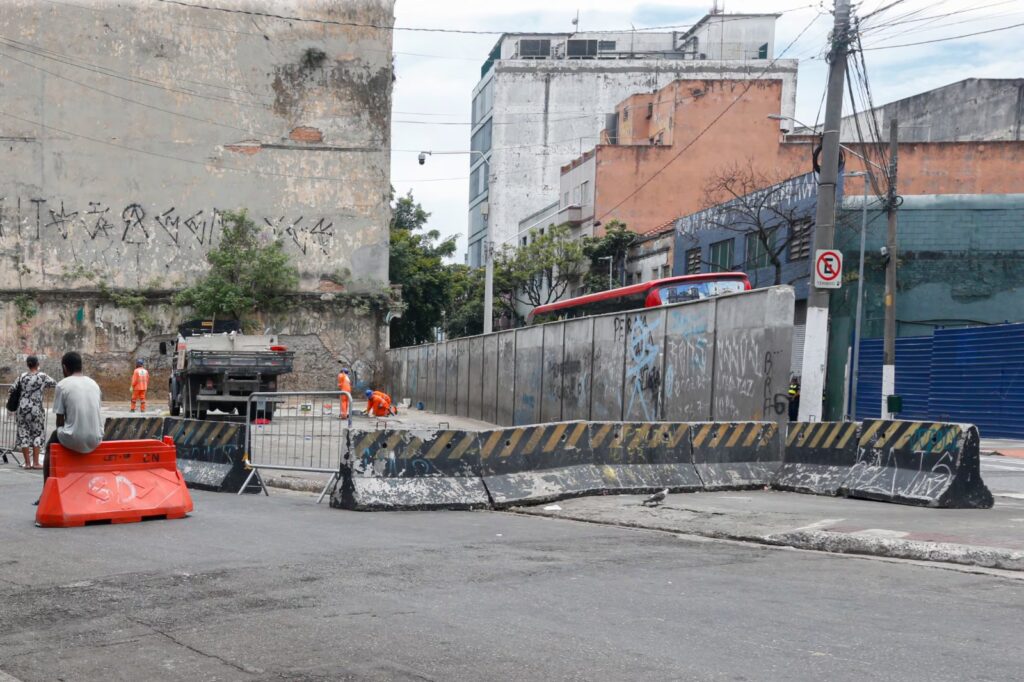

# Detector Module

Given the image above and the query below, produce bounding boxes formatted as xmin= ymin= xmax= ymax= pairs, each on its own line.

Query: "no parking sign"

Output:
xmin=814 ymin=249 xmax=843 ymax=289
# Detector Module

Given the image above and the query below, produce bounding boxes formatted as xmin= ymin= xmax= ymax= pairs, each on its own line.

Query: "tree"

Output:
xmin=388 ymin=192 xmax=457 ymax=347
xmin=444 ymin=264 xmax=485 ymax=339
xmin=493 ymin=223 xmax=587 ymax=310
xmin=701 ymin=162 xmax=813 ymax=287
xmin=174 ymin=209 xmax=298 ymax=322
xmin=582 ymin=220 xmax=636 ymax=292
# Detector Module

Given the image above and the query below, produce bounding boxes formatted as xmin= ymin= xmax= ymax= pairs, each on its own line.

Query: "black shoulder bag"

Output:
xmin=6 ymin=374 xmax=23 ymax=413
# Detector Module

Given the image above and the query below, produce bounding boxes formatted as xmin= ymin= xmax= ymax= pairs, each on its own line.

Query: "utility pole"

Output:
xmin=798 ymin=0 xmax=851 ymax=422
xmin=483 ymin=240 xmax=494 ymax=334
xmin=882 ymin=117 xmax=898 ymax=417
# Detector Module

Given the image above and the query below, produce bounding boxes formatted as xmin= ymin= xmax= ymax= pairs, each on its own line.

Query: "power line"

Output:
xmin=592 ymin=11 xmax=824 ymax=225
xmin=0 ymin=47 xmax=280 ymax=138
xmin=860 ymin=20 xmax=1024 ymax=49
xmin=155 ymin=0 xmax=818 ymax=36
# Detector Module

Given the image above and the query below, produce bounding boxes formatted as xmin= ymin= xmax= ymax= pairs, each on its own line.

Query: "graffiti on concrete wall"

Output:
xmin=664 ymin=310 xmax=711 ymax=419
xmin=714 ymin=331 xmax=760 ymax=417
xmin=0 ymin=196 xmax=335 ymax=255
xmin=625 ymin=313 xmax=662 ymax=421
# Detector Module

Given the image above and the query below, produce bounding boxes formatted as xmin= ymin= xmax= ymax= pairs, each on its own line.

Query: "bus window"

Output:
xmin=656 ymin=279 xmax=746 ymax=305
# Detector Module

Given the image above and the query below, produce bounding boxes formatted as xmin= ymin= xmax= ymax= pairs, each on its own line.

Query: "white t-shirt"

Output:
xmin=53 ymin=375 xmax=103 ymax=453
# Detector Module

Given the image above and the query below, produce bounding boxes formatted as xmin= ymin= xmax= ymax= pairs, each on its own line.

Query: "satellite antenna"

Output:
xmin=571 ymin=10 xmax=579 ymax=31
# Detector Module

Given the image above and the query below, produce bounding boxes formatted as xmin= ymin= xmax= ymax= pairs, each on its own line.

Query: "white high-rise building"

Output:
xmin=467 ymin=13 xmax=797 ymax=267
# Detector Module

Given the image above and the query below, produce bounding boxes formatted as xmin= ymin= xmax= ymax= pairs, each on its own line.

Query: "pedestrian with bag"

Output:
xmin=6 ymin=356 xmax=57 ymax=469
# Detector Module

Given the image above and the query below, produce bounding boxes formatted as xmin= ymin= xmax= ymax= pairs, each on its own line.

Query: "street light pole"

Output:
xmin=847 ymin=171 xmax=869 ymax=421
xmin=598 ymin=255 xmax=613 ymax=289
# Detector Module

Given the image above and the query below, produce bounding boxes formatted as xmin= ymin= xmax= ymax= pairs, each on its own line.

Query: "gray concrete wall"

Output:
xmin=0 ymin=0 xmax=396 ymax=392
xmin=386 ymin=286 xmax=794 ymax=427
xmin=0 ymin=0 xmax=394 ymax=292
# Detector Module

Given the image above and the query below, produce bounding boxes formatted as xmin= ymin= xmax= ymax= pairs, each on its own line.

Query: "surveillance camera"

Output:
xmin=418 ymin=152 xmax=427 ymax=165
xmin=880 ymin=245 xmax=889 ymax=258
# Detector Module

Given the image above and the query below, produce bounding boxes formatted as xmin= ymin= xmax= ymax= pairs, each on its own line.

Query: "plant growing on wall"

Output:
xmin=173 ymin=209 xmax=299 ymax=322
xmin=14 ymin=294 xmax=37 ymax=326
xmin=700 ymin=162 xmax=814 ymax=287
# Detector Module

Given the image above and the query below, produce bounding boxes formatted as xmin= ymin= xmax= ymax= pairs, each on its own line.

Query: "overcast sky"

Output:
xmin=389 ymin=0 xmax=1024 ymax=261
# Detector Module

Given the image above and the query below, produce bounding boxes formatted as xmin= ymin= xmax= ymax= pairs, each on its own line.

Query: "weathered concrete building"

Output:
xmin=467 ymin=13 xmax=795 ymax=267
xmin=0 ymin=0 xmax=395 ymax=397
xmin=563 ymin=77 xmax=1024 ymax=237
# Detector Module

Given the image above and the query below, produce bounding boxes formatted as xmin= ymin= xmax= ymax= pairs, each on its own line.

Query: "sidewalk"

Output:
xmin=514 ymin=489 xmax=1024 ymax=572
xmin=982 ymin=438 xmax=1024 ymax=459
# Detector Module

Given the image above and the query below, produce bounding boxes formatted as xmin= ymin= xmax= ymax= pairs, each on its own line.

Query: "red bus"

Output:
xmin=527 ymin=272 xmax=751 ymax=324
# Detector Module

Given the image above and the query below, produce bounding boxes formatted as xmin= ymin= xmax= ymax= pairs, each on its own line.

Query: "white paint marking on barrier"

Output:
xmin=795 ymin=518 xmax=845 ymax=532
xmin=850 ymin=529 xmax=910 ymax=539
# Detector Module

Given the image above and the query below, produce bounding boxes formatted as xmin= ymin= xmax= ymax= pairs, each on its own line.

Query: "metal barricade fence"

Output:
xmin=240 ymin=390 xmax=353 ymax=502
xmin=0 ymin=384 xmax=55 ymax=466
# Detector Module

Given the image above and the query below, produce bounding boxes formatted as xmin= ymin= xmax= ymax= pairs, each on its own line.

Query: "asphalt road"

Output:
xmin=981 ymin=455 xmax=1024 ymax=497
xmin=1 ymin=467 xmax=1023 ymax=682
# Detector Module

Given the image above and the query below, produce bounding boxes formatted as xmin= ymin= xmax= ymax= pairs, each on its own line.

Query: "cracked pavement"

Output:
xmin=2 ymin=465 xmax=1024 ymax=681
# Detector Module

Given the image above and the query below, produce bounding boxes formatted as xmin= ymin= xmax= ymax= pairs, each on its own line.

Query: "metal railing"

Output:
xmin=239 ymin=390 xmax=352 ymax=503
xmin=1 ymin=383 xmax=55 ymax=467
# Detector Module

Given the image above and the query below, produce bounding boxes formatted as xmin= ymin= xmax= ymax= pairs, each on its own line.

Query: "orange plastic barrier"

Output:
xmin=36 ymin=436 xmax=194 ymax=528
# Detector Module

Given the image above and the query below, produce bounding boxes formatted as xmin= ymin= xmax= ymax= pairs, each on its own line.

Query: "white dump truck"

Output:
xmin=160 ymin=320 xmax=294 ymax=420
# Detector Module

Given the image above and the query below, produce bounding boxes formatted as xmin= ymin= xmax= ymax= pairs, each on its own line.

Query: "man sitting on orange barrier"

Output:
xmin=363 ymin=388 xmax=397 ymax=417
xmin=37 ymin=351 xmax=103 ymax=503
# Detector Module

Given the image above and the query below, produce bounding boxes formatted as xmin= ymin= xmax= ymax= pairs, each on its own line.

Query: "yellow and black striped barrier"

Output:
xmin=103 ymin=417 xmax=164 ymax=441
xmin=335 ymin=428 xmax=491 ymax=511
xmin=162 ymin=418 xmax=252 ymax=493
xmin=773 ymin=421 xmax=860 ymax=496
xmin=589 ymin=422 xmax=702 ymax=493
xmin=839 ymin=420 xmax=993 ymax=508
xmin=690 ymin=421 xmax=782 ymax=489
xmin=477 ymin=422 xmax=604 ymax=508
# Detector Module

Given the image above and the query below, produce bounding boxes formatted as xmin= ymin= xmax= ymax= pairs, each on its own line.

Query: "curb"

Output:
xmin=512 ymin=508 xmax=1024 ymax=572
xmin=263 ymin=475 xmax=333 ymax=494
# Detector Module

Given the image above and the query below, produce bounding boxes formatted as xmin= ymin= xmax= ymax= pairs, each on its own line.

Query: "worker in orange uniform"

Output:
xmin=364 ymin=389 xmax=397 ymax=417
xmin=337 ymin=366 xmax=352 ymax=419
xmin=130 ymin=358 xmax=149 ymax=412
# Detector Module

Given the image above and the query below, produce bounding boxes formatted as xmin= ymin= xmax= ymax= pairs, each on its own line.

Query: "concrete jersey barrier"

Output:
xmin=590 ymin=422 xmax=702 ymax=494
xmin=333 ymin=428 xmax=491 ymax=511
xmin=840 ymin=420 xmax=994 ymax=509
xmin=773 ymin=422 xmax=860 ymax=496
xmin=690 ymin=421 xmax=781 ymax=489
xmin=478 ymin=422 xmax=603 ymax=508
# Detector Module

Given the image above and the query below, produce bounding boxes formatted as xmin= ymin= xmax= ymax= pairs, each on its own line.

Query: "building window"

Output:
xmin=572 ymin=186 xmax=580 ymax=205
xmin=471 ymin=120 xmax=492 ymax=154
xmin=757 ymin=43 xmax=769 ymax=59
xmin=563 ymin=191 xmax=570 ymax=207
xmin=519 ymin=39 xmax=551 ymax=58
xmin=622 ymin=107 xmax=629 ymax=121
xmin=469 ymin=162 xmax=488 ymax=201
xmin=598 ymin=40 xmax=616 ymax=51
xmin=709 ymin=239 xmax=733 ymax=272
xmin=567 ymin=39 xmax=598 ymax=58
xmin=660 ymin=265 xmax=671 ymax=279
xmin=789 ymin=220 xmax=812 ymax=260
xmin=685 ymin=247 xmax=701 ymax=274
xmin=746 ymin=230 xmax=775 ymax=269
xmin=521 ymin=236 xmax=528 ymax=247
xmin=580 ymin=180 xmax=591 ymax=205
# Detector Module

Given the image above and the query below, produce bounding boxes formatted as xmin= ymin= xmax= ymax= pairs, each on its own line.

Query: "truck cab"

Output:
xmin=162 ymin=320 xmax=295 ymax=420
